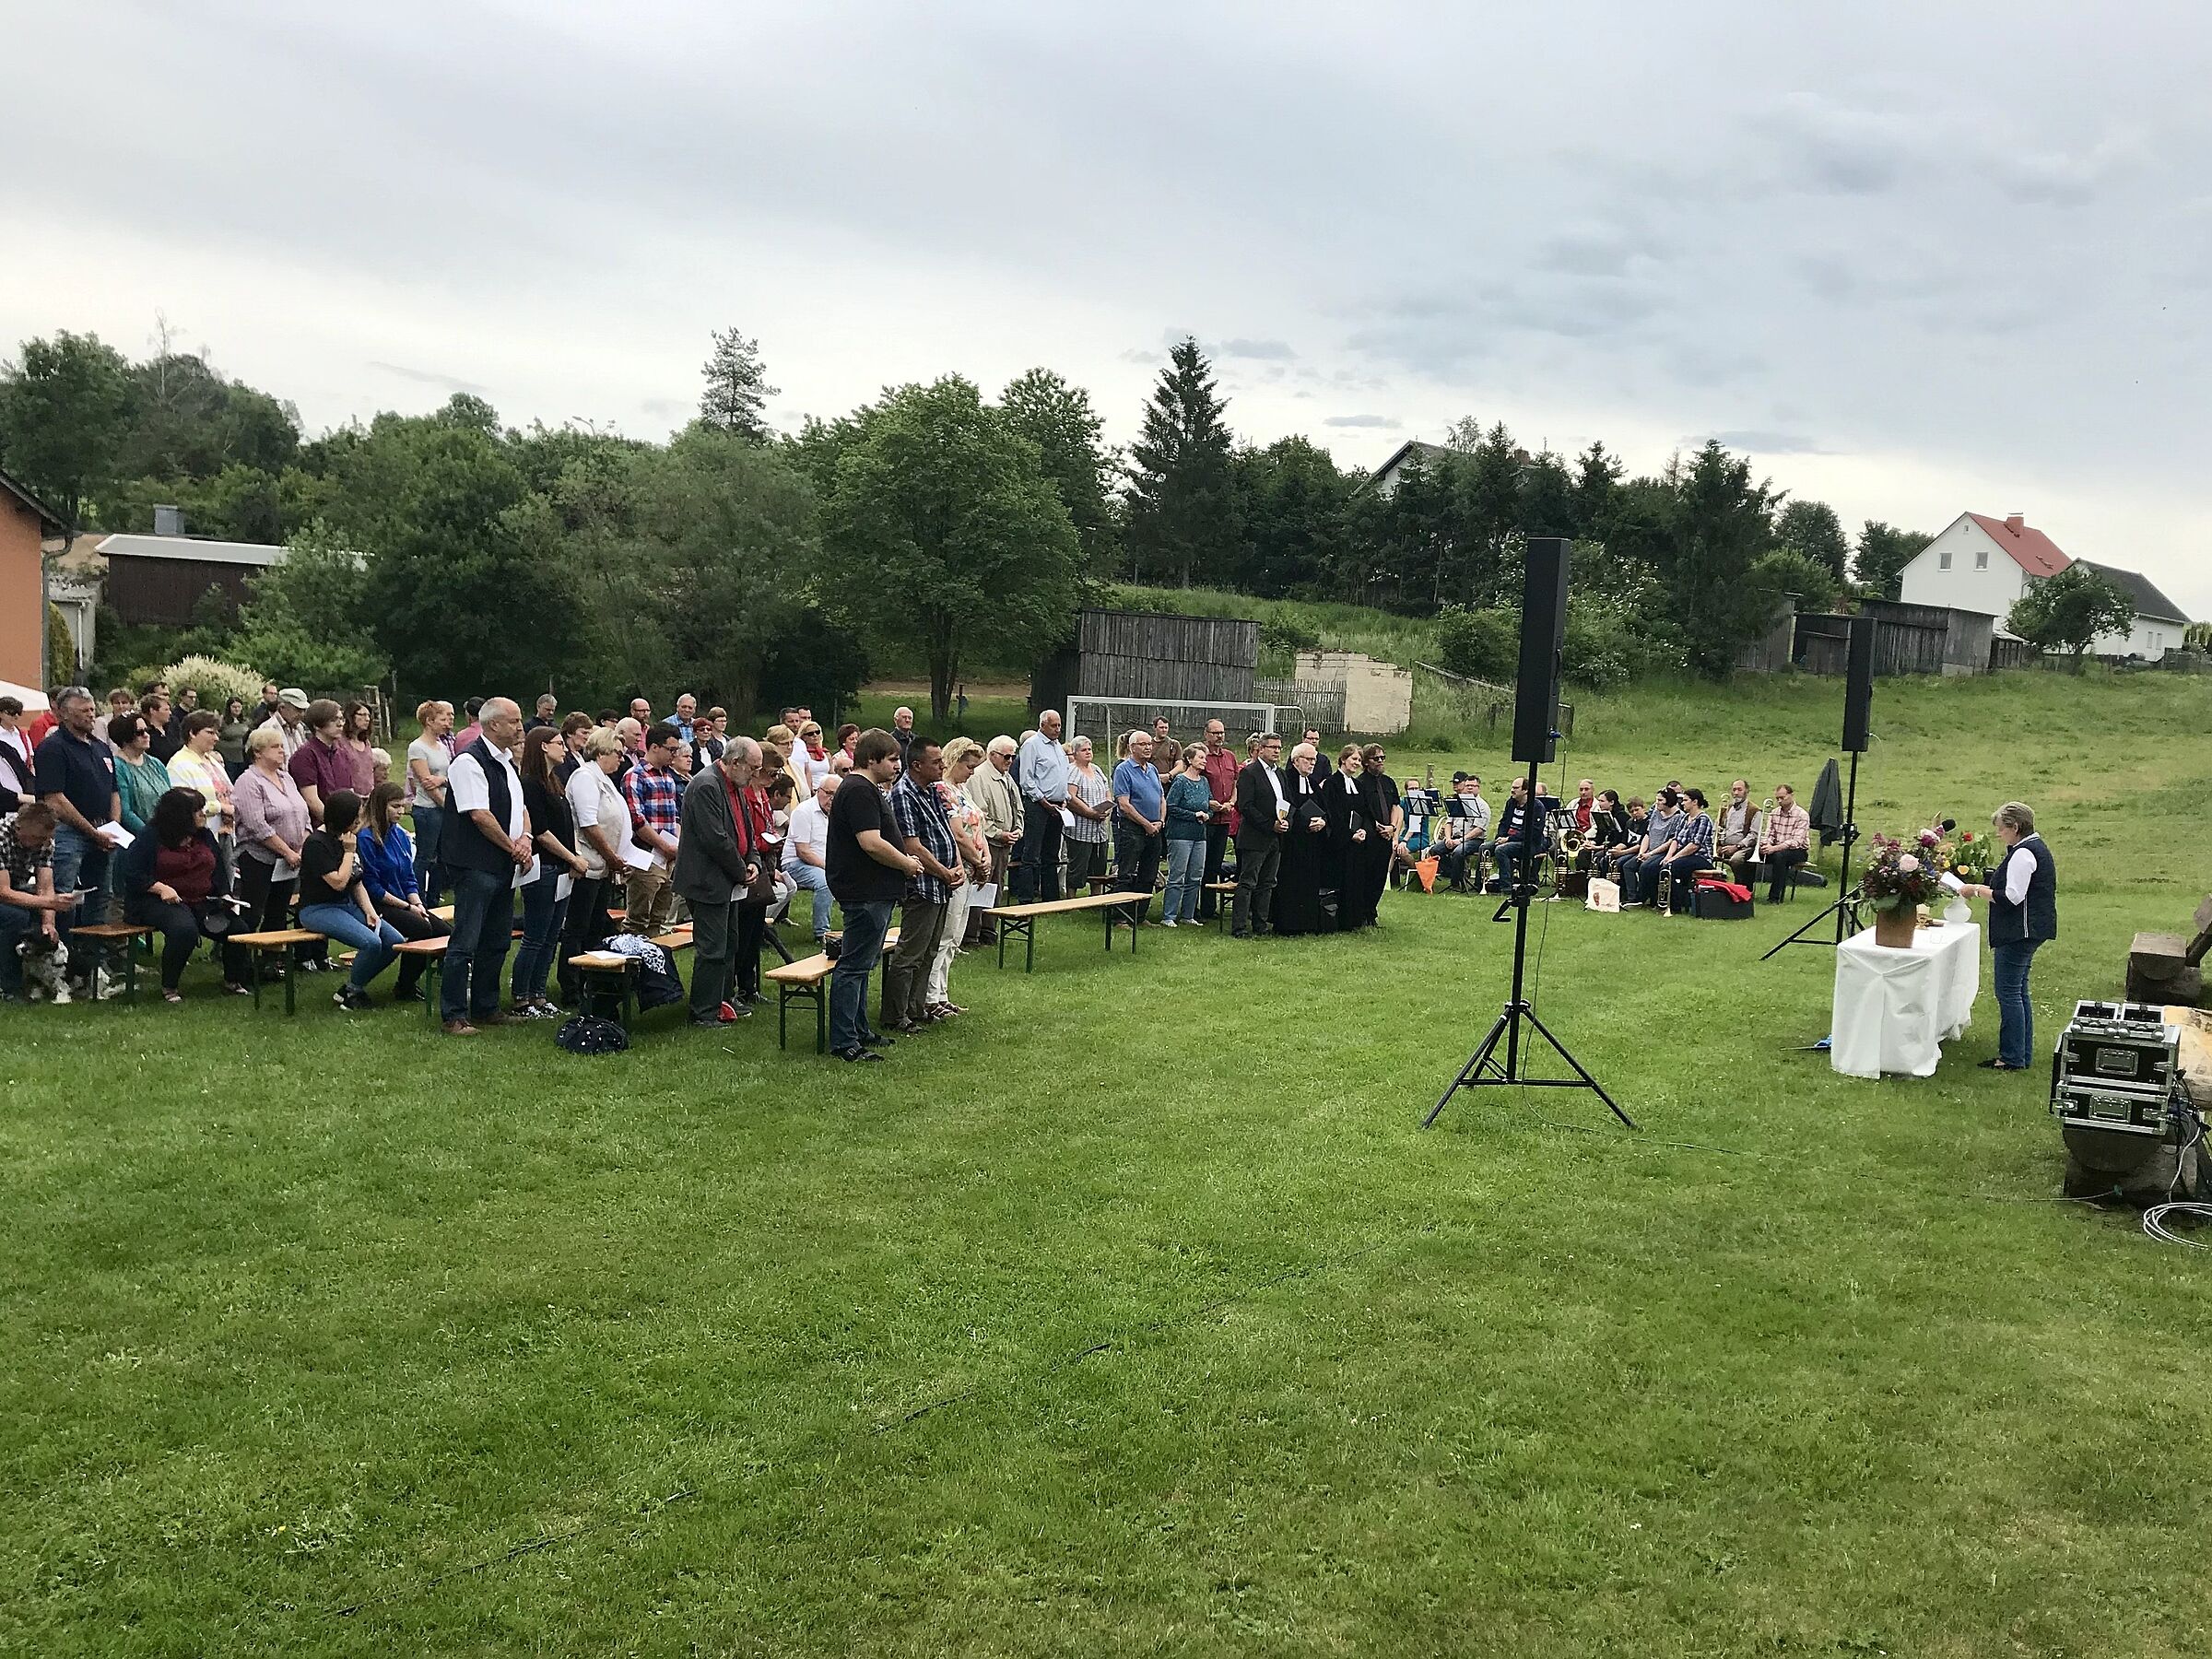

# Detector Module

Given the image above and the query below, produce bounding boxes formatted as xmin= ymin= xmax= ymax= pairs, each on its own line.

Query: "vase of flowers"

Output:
xmin=1861 ymin=832 xmax=1944 ymax=947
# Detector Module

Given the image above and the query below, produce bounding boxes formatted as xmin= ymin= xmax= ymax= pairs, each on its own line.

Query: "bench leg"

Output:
xmin=423 ymin=958 xmax=441 ymax=1025
xmin=250 ymin=952 xmax=262 ymax=1011
xmin=776 ymin=986 xmax=789 ymax=1050
xmin=996 ymin=926 xmax=1006 ymax=971
xmin=815 ymin=986 xmax=826 ymax=1054
xmin=120 ymin=938 xmax=138 ymax=1006
xmin=284 ymin=944 xmax=298 ymax=1017
xmin=1025 ymin=918 xmax=1035 ymax=973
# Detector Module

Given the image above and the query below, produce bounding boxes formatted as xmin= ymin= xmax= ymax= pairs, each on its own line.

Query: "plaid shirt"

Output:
xmin=889 ymin=771 xmax=958 ymax=904
xmin=0 ymin=817 xmax=52 ymax=891
xmin=1676 ymin=811 xmax=1716 ymax=860
xmin=622 ymin=761 xmax=678 ymax=845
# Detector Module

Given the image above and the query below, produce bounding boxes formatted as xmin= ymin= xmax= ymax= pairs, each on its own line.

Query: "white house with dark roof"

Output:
xmin=1897 ymin=512 xmax=2190 ymax=660
xmin=1362 ymin=440 xmax=1453 ymax=498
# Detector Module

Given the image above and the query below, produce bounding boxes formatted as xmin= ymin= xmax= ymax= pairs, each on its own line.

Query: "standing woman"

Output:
xmin=358 ymin=782 xmax=450 ymax=1003
xmin=1161 ymin=742 xmax=1213 ymax=927
xmin=1357 ymin=742 xmax=1401 ymax=922
xmin=111 ymin=711 xmax=172 ymax=837
xmin=1063 ymin=735 xmax=1113 ymax=892
xmin=1964 ymin=801 xmax=2057 ymax=1071
xmin=118 ymin=787 xmax=234 ymax=1003
xmin=229 ymin=728 xmax=310 ymax=986
xmin=339 ymin=700 xmax=378 ymax=797
xmin=559 ymin=727 xmax=630 ymax=1001
xmin=217 ymin=697 xmax=253 ymax=772
xmin=927 ymin=736 xmax=990 ymax=1018
xmin=165 ymin=710 xmax=235 ymax=856
xmin=408 ymin=700 xmax=453 ymax=908
xmin=1324 ymin=746 xmax=1372 ymax=928
xmin=1273 ymin=743 xmax=1334 ymax=936
xmin=513 ymin=726 xmax=588 ymax=1018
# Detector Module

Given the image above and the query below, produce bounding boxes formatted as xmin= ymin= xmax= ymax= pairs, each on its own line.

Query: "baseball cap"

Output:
xmin=1450 ymin=771 xmax=1470 ymax=783
xmin=277 ymin=688 xmax=309 ymax=710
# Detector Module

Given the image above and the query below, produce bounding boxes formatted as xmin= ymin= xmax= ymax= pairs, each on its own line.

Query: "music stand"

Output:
xmin=1760 ymin=751 xmax=1863 ymax=959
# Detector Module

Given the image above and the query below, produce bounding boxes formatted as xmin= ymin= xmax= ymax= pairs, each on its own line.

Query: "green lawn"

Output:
xmin=8 ymin=670 xmax=2212 ymax=1655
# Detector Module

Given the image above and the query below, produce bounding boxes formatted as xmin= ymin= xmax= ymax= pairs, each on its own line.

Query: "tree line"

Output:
xmin=0 ymin=324 xmax=1948 ymax=709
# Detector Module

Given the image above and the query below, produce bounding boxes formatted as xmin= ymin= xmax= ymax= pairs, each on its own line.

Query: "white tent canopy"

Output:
xmin=0 ymin=680 xmax=51 ymax=712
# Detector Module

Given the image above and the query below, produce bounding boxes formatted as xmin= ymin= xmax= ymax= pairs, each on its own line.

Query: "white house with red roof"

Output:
xmin=1898 ymin=512 xmax=2190 ymax=660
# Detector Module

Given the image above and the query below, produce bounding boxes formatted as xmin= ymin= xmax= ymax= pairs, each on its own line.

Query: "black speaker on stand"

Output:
xmin=1763 ymin=614 xmax=1871 ymax=960
xmin=1428 ymin=537 xmax=1634 ymax=1131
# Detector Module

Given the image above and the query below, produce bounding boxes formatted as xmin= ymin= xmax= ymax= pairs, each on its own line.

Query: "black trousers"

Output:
xmin=558 ymin=873 xmax=616 ymax=1001
xmin=1761 ymin=846 xmax=1807 ymax=903
xmin=1114 ymin=825 xmax=1161 ymax=919
xmin=1015 ymin=799 xmax=1064 ymax=902
xmin=124 ymin=894 xmax=204 ymax=991
xmin=228 ymin=858 xmax=293 ymax=983
xmin=1231 ymin=831 xmax=1279 ymax=935
xmin=1200 ymin=823 xmax=1230 ymax=916
xmin=734 ymin=900 xmax=767 ymax=998
xmin=376 ymin=899 xmax=451 ymax=994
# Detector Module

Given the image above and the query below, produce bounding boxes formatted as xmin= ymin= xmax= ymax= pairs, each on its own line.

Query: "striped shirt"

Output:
xmin=1066 ymin=764 xmax=1112 ymax=843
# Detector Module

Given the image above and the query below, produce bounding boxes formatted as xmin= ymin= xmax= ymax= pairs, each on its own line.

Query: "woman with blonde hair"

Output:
xmin=927 ymin=736 xmax=991 ymax=1018
xmin=407 ymin=699 xmax=454 ymax=906
xmin=1961 ymin=801 xmax=2058 ymax=1071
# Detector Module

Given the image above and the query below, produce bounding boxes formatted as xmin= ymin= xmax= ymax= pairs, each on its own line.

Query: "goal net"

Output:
xmin=1063 ymin=696 xmax=1306 ymax=750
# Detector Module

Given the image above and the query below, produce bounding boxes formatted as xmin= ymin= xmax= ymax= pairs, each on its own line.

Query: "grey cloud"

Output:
xmin=1218 ymin=337 xmax=1296 ymax=360
xmin=1697 ymin=430 xmax=1831 ymax=456
xmin=1118 ymin=347 xmax=1164 ymax=365
xmin=370 ymin=360 xmax=488 ymax=395
xmin=1324 ymin=414 xmax=1400 ymax=429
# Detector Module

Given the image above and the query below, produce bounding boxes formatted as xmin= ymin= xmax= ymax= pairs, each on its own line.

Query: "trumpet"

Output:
xmin=1759 ymin=795 xmax=1776 ymax=815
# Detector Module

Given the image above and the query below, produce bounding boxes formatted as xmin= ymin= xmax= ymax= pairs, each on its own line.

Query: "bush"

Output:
xmin=1259 ymin=615 xmax=1322 ymax=657
xmin=163 ymin=654 xmax=265 ymax=714
xmin=1433 ymin=606 xmax=1517 ymax=682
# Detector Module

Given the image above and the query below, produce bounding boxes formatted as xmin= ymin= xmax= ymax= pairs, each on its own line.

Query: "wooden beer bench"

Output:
xmin=229 ymin=928 xmax=327 ymax=1015
xmin=65 ymin=921 xmax=154 ymax=1006
xmin=981 ymin=890 xmax=1148 ymax=972
xmin=763 ymin=926 xmax=899 ymax=1053
xmin=567 ymin=927 xmax=694 ymax=1030
xmin=1205 ymin=880 xmax=1237 ymax=933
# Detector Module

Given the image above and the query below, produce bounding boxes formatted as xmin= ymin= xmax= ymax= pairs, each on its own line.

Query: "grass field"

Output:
xmin=8 ymin=670 xmax=2212 ymax=1655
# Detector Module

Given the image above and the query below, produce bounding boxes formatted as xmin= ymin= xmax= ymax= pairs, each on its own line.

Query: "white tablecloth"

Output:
xmin=1830 ymin=921 xmax=1981 ymax=1078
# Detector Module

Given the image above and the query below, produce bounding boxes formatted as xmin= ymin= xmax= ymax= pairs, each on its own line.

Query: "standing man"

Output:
xmin=674 ymin=735 xmax=761 ymax=1026
xmin=141 ymin=690 xmax=180 ymax=764
xmin=252 ymin=680 xmax=283 ymax=728
xmin=622 ymin=723 xmax=685 ymax=932
xmin=882 ymin=738 xmax=963 ymax=1034
xmin=1112 ymin=730 xmax=1165 ymax=925
xmin=32 ymin=687 xmax=120 ymax=994
xmin=288 ymin=700 xmax=353 ymax=828
xmin=890 ymin=706 xmax=917 ymax=769
xmin=1303 ymin=729 xmax=1333 ymax=783
xmin=1230 ymin=731 xmax=1288 ymax=937
xmin=1014 ymin=710 xmax=1070 ymax=903
xmin=672 ymin=693 xmax=698 ymax=744
xmin=628 ymin=696 xmax=653 ymax=730
xmin=825 ymin=730 xmax=920 ymax=1063
xmin=966 ymin=735 xmax=1020 ymax=943
xmin=440 ymin=697 xmax=531 ymax=1035
xmin=1198 ymin=718 xmax=1239 ymax=920
xmin=255 ymin=688 xmax=310 ymax=759
xmin=524 ymin=693 xmax=559 ymax=733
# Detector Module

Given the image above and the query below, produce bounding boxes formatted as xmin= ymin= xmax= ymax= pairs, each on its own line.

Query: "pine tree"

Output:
xmin=699 ymin=327 xmax=779 ymax=441
xmin=1124 ymin=337 xmax=1236 ymax=587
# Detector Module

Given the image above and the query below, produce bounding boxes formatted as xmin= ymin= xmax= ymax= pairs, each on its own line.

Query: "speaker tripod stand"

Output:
xmin=1428 ymin=761 xmax=1634 ymax=1132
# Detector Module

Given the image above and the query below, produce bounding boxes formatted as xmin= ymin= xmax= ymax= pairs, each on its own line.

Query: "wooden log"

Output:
xmin=2131 ymin=931 xmax=2190 ymax=981
xmin=2190 ymin=894 xmax=2212 ymax=968
xmin=2128 ymin=962 xmax=2202 ymax=1005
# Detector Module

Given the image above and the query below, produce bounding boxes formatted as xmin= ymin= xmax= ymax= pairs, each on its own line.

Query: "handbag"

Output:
xmin=194 ymin=895 xmax=246 ymax=937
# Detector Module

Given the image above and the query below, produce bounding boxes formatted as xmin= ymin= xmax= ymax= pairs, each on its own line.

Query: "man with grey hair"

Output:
xmin=32 ymin=686 xmax=122 ymax=992
xmin=439 ymin=696 xmax=531 ymax=1034
xmin=1014 ymin=709 xmax=1069 ymax=903
xmin=673 ymin=735 xmax=763 ymax=1025
xmin=891 ymin=705 xmax=917 ymax=769
xmin=964 ymin=735 xmax=1021 ymax=945
xmin=1231 ymin=731 xmax=1288 ymax=936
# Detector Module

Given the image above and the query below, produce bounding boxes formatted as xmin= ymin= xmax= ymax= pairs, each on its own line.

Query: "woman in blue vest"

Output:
xmin=1962 ymin=800 xmax=2057 ymax=1071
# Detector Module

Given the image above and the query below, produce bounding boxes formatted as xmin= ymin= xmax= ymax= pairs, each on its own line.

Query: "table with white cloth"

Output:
xmin=1830 ymin=920 xmax=1981 ymax=1078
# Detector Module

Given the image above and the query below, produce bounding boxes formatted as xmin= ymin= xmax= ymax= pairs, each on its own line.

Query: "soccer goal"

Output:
xmin=1063 ymin=696 xmax=1305 ymax=750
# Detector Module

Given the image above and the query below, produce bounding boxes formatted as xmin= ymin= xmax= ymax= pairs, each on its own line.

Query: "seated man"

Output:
xmin=1598 ymin=794 xmax=1647 ymax=885
xmin=782 ymin=774 xmax=838 ymax=942
xmin=1713 ymin=778 xmax=1760 ymax=881
xmin=1488 ymin=778 xmax=1534 ymax=895
xmin=0 ymin=803 xmax=80 ymax=999
xmin=1756 ymin=781 xmax=1811 ymax=903
xmin=1622 ymin=788 xmax=1684 ymax=908
xmin=1432 ymin=773 xmax=1490 ymax=891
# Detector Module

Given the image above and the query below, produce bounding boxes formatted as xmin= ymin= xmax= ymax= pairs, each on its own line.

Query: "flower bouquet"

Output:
xmin=1861 ymin=832 xmax=1946 ymax=946
xmin=1948 ymin=829 xmax=1987 ymax=886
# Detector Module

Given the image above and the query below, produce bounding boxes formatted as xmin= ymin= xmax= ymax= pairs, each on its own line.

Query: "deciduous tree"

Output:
xmin=0 ymin=331 xmax=133 ymax=532
xmin=2007 ymin=565 xmax=2136 ymax=667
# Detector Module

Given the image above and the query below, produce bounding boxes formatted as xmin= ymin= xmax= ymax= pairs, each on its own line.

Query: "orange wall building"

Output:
xmin=0 ymin=471 xmax=63 ymax=688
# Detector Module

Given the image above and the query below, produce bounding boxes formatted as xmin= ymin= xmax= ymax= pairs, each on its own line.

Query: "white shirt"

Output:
xmin=2001 ymin=834 xmax=2040 ymax=905
xmin=449 ymin=741 xmax=527 ymax=888
xmin=1263 ymin=762 xmax=1287 ymax=816
xmin=567 ymin=760 xmax=628 ymax=878
xmin=799 ymin=748 xmax=835 ymax=793
xmin=784 ymin=797 xmax=830 ymax=872
xmin=254 ymin=714 xmax=305 ymax=759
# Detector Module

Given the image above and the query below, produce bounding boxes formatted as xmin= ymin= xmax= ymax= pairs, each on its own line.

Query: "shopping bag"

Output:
xmin=1586 ymin=877 xmax=1621 ymax=912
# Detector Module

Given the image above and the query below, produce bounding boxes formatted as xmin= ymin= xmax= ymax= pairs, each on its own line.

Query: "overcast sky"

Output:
xmin=9 ymin=1 xmax=2208 ymax=617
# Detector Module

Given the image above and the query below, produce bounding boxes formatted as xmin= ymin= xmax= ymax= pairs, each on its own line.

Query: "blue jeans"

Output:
xmin=1665 ymin=852 xmax=1712 ymax=913
xmin=512 ymin=877 xmax=569 ymax=1004
xmin=50 ymin=823 xmax=112 ymax=981
xmin=1490 ymin=839 xmax=1529 ymax=892
xmin=829 ymin=898 xmax=893 ymax=1052
xmin=1626 ymin=853 xmax=1666 ymax=907
xmin=1163 ymin=837 xmax=1205 ymax=922
xmin=787 ymin=861 xmax=832 ymax=936
xmin=1993 ymin=938 xmax=2042 ymax=1069
xmin=299 ymin=902 xmax=403 ymax=991
xmin=441 ymin=867 xmax=515 ymax=1021
xmin=411 ymin=806 xmax=445 ymax=907
xmin=0 ymin=901 xmax=38 ymax=994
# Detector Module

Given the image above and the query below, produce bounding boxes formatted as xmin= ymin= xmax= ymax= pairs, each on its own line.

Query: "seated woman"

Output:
xmin=357 ymin=782 xmax=450 ymax=1004
xmin=1662 ymin=787 xmax=1717 ymax=913
xmin=119 ymin=786 xmax=241 ymax=1002
xmin=295 ymin=789 xmax=406 ymax=1012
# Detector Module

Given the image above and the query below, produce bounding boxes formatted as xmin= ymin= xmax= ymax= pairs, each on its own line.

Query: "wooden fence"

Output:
xmin=1075 ymin=609 xmax=1260 ymax=702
